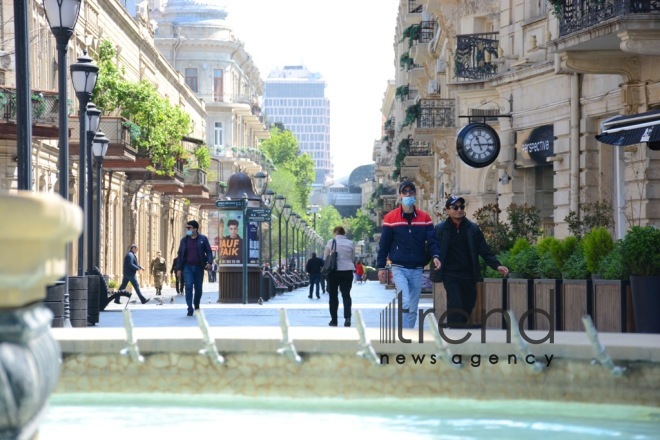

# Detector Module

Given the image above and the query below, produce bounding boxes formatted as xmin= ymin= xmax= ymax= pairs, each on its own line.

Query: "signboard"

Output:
xmin=247 ymin=207 xmax=271 ymax=222
xmin=215 ymin=199 xmax=244 ymax=209
xmin=217 ymin=210 xmax=259 ymax=266
xmin=516 ymin=125 xmax=555 ymax=167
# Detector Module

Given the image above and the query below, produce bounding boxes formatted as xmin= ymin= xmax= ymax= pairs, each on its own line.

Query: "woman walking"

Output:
xmin=324 ymin=226 xmax=355 ymax=327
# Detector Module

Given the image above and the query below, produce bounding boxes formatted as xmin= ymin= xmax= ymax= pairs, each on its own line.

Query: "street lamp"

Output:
xmin=262 ymin=189 xmax=275 ymax=267
xmin=283 ymin=204 xmax=292 ymax=270
xmin=43 ymin=0 xmax=82 ymax=328
xmin=308 ymin=204 xmax=319 ymax=230
xmin=292 ymin=214 xmax=301 ymax=270
xmin=300 ymin=220 xmax=307 ymax=270
xmin=85 ymin=102 xmax=101 ymax=270
xmin=91 ymin=131 xmax=108 ymax=271
xmin=275 ymin=195 xmax=286 ymax=268
xmin=70 ymin=52 xmax=98 ymax=276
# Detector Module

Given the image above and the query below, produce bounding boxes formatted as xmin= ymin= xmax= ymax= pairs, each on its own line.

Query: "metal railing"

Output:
xmin=0 ymin=88 xmax=60 ymax=125
xmin=559 ymin=0 xmax=660 ymax=37
xmin=454 ymin=32 xmax=499 ymax=81
xmin=408 ymin=0 xmax=422 ymax=13
xmin=418 ymin=99 xmax=455 ymax=128
xmin=407 ymin=140 xmax=432 ymax=156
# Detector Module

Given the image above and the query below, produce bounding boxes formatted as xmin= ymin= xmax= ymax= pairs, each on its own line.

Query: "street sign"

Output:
xmin=247 ymin=207 xmax=271 ymax=222
xmin=215 ymin=199 xmax=244 ymax=209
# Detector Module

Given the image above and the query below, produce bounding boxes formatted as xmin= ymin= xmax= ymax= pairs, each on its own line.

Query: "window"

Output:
xmin=214 ymin=122 xmax=223 ymax=147
xmin=185 ymin=68 xmax=198 ymax=92
xmin=213 ymin=69 xmax=223 ymax=102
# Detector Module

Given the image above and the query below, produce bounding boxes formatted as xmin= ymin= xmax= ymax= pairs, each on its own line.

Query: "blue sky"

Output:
xmin=226 ymin=0 xmax=399 ymax=180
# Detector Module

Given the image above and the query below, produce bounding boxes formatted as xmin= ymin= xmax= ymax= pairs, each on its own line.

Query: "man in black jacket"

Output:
xmin=305 ymin=252 xmax=324 ymax=299
xmin=116 ymin=244 xmax=150 ymax=304
xmin=433 ymin=195 xmax=509 ymax=327
xmin=176 ymin=220 xmax=214 ymax=316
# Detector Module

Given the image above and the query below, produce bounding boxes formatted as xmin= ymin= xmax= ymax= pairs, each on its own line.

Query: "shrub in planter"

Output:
xmin=583 ymin=227 xmax=614 ymax=275
xmin=561 ymin=248 xmax=590 ymax=280
xmin=511 ymin=246 xmax=540 ymax=279
xmin=537 ymin=252 xmax=562 ymax=279
xmin=600 ymin=242 xmax=628 ymax=280
xmin=551 ymin=236 xmax=579 ymax=272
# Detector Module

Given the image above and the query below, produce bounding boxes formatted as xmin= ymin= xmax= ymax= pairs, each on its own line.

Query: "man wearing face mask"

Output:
xmin=431 ymin=195 xmax=509 ymax=328
xmin=176 ymin=220 xmax=214 ymax=316
xmin=377 ymin=181 xmax=441 ymax=329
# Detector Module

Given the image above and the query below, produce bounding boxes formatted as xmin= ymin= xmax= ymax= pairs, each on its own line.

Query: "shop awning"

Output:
xmin=596 ymin=109 xmax=660 ymax=147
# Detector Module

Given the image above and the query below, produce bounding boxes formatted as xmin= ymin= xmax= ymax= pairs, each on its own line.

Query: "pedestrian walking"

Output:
xmin=150 ymin=250 xmax=167 ymax=295
xmin=176 ymin=220 xmax=214 ymax=317
xmin=377 ymin=181 xmax=441 ymax=329
xmin=305 ymin=252 xmax=324 ymax=299
xmin=325 ymin=226 xmax=355 ymax=327
xmin=432 ymin=195 xmax=509 ymax=328
xmin=171 ymin=257 xmax=184 ymax=295
xmin=116 ymin=244 xmax=150 ymax=304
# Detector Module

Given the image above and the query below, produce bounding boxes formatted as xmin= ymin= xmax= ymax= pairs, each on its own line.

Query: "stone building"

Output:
xmin=373 ymin=0 xmax=660 ymax=239
xmin=0 ymin=0 xmax=208 ymax=284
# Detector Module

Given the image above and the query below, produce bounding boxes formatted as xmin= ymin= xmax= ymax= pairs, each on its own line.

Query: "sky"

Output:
xmin=225 ymin=0 xmax=400 ymax=181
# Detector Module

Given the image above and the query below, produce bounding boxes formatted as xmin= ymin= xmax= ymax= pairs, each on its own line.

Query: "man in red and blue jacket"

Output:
xmin=377 ymin=181 xmax=441 ymax=328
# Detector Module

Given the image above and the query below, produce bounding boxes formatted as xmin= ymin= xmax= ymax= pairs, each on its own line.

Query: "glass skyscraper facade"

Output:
xmin=263 ymin=66 xmax=332 ymax=184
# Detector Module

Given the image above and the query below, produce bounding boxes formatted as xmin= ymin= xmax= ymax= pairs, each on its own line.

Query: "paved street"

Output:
xmin=97 ymin=279 xmax=433 ymax=329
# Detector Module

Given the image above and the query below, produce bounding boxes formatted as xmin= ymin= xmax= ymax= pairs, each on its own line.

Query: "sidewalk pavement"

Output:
xmin=97 ymin=279 xmax=433 ymax=328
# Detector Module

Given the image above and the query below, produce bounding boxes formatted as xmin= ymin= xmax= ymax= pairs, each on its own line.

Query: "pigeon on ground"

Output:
xmin=170 ymin=296 xmax=175 ymax=304
xmin=258 ymin=297 xmax=263 ymax=305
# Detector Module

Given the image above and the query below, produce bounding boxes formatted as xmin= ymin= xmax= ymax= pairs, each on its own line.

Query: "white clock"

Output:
xmin=456 ymin=123 xmax=501 ymax=168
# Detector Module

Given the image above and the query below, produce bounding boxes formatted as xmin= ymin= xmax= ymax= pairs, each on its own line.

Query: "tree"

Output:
xmin=316 ymin=205 xmax=343 ymax=242
xmin=261 ymin=127 xmax=299 ymax=166
xmin=290 ymin=153 xmax=315 ymax=208
xmin=348 ymin=209 xmax=375 ymax=242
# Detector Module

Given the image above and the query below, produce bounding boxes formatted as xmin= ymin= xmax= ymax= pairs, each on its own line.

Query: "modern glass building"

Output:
xmin=263 ymin=65 xmax=332 ymax=184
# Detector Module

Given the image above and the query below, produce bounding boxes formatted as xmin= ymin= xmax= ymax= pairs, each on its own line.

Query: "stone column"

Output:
xmin=0 ymin=191 xmax=82 ymax=439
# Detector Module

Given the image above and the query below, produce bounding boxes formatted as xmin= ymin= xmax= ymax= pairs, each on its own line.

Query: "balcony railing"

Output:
xmin=559 ymin=0 xmax=660 ymax=37
xmin=184 ymin=168 xmax=207 ymax=186
xmin=418 ymin=21 xmax=437 ymax=45
xmin=408 ymin=0 xmax=422 ymax=13
xmin=417 ymin=99 xmax=455 ymax=128
xmin=0 ymin=88 xmax=60 ymax=124
xmin=408 ymin=140 xmax=432 ymax=156
xmin=454 ymin=32 xmax=499 ymax=81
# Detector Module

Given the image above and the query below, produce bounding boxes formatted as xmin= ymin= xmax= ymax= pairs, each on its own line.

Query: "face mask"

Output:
xmin=186 ymin=230 xmax=193 ymax=237
xmin=401 ymin=196 xmax=416 ymax=207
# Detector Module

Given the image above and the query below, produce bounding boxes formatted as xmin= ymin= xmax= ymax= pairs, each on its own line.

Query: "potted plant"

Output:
xmin=620 ymin=226 xmax=660 ymax=333
xmin=592 ymin=242 xmax=632 ymax=332
xmin=582 ymin=227 xmax=614 ymax=279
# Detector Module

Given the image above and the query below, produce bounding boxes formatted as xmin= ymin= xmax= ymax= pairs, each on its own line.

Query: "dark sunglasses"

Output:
xmin=401 ymin=189 xmax=416 ymax=195
xmin=449 ymin=205 xmax=465 ymax=211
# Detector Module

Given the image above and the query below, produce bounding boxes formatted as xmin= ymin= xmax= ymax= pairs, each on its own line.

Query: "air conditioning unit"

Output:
xmin=0 ymin=51 xmax=15 ymax=71
xmin=436 ymin=58 xmax=446 ymax=73
xmin=427 ymin=80 xmax=439 ymax=95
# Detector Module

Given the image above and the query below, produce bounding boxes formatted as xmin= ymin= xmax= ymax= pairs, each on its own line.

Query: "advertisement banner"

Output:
xmin=217 ymin=210 xmax=260 ymax=266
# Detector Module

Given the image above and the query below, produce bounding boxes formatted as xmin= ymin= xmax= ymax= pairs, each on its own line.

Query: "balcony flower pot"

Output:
xmin=620 ymin=226 xmax=660 ymax=333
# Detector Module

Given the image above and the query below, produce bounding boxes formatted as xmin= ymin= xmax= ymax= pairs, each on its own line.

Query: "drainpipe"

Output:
xmin=570 ymin=73 xmax=581 ymax=214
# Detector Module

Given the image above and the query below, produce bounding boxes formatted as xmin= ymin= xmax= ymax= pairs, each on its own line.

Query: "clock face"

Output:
xmin=456 ymin=123 xmax=501 ymax=168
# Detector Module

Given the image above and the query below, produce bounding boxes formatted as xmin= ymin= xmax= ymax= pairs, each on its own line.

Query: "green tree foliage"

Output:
xmin=582 ymin=227 xmax=614 ymax=274
xmin=347 ymin=209 xmax=376 ymax=242
xmin=316 ymin=205 xmax=343 ymax=242
xmin=262 ymin=127 xmax=315 ymax=209
xmin=564 ymin=200 xmax=614 ymax=239
xmin=507 ymin=203 xmax=542 ymax=243
xmin=473 ymin=203 xmax=513 ymax=254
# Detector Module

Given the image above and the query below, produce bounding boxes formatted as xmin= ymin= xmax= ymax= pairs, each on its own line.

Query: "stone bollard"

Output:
xmin=0 ymin=191 xmax=82 ymax=439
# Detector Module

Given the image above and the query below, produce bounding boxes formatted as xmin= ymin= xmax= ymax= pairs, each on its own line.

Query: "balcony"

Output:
xmin=182 ymin=168 xmax=210 ymax=200
xmin=417 ymin=99 xmax=455 ymax=129
xmin=0 ymin=88 xmax=61 ymax=140
xmin=558 ymin=0 xmax=660 ymax=38
xmin=454 ymin=32 xmax=499 ymax=81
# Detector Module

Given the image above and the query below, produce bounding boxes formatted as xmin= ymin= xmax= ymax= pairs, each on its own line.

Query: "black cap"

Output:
xmin=445 ymin=195 xmax=465 ymax=209
xmin=187 ymin=220 xmax=199 ymax=229
xmin=399 ymin=181 xmax=416 ymax=193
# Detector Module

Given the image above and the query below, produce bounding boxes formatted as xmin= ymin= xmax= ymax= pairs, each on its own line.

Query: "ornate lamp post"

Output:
xmin=283 ymin=204 xmax=292 ymax=269
xmin=91 ymin=131 xmax=108 ymax=270
xmin=262 ymin=189 xmax=275 ymax=267
xmin=291 ymin=214 xmax=301 ymax=270
xmin=274 ymin=195 xmax=286 ymax=268
xmin=308 ymin=204 xmax=319 ymax=230
xmin=43 ymin=0 xmax=82 ymax=327
xmin=85 ymin=103 xmax=101 ymax=270
xmin=70 ymin=52 xmax=98 ymax=276
xmin=300 ymin=220 xmax=307 ymax=270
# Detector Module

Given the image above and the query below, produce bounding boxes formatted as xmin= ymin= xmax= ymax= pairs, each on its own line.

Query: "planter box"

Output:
xmin=507 ymin=278 xmax=533 ymax=330
xmin=561 ymin=279 xmax=592 ymax=331
xmin=533 ymin=279 xmax=561 ymax=332
xmin=482 ymin=278 xmax=506 ymax=329
xmin=592 ymin=279 xmax=631 ymax=333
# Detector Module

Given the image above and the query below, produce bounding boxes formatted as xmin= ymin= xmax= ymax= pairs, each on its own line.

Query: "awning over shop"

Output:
xmin=596 ymin=109 xmax=660 ymax=149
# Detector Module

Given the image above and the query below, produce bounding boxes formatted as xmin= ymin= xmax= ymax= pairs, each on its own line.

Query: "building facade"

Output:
xmin=263 ymin=65 xmax=332 ymax=185
xmin=373 ymin=0 xmax=660 ymax=239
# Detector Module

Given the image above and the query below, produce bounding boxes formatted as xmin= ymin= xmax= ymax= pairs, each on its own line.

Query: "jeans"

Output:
xmin=309 ymin=273 xmax=321 ymax=297
xmin=327 ymin=270 xmax=353 ymax=321
xmin=391 ymin=266 xmax=423 ymax=329
xmin=118 ymin=274 xmax=146 ymax=302
xmin=183 ymin=264 xmax=204 ymax=313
